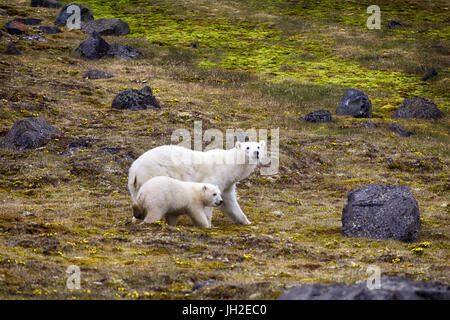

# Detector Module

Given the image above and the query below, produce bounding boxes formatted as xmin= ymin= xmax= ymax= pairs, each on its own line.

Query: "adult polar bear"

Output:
xmin=128 ymin=141 xmax=265 ymax=225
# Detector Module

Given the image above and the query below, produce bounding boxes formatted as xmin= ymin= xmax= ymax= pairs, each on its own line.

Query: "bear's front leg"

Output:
xmin=189 ymin=207 xmax=211 ymax=228
xmin=219 ymin=184 xmax=251 ymax=225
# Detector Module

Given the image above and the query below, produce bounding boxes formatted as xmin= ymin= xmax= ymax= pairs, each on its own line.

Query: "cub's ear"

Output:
xmin=203 ymin=185 xmax=208 ymax=191
xmin=235 ymin=142 xmax=242 ymax=149
xmin=259 ymin=140 xmax=265 ymax=148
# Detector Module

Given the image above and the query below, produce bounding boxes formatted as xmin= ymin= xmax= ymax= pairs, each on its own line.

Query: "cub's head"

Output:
xmin=202 ymin=184 xmax=223 ymax=207
xmin=235 ymin=140 xmax=265 ymax=165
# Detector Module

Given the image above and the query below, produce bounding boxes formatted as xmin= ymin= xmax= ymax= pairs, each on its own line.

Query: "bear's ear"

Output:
xmin=203 ymin=185 xmax=208 ymax=192
xmin=259 ymin=140 xmax=265 ymax=148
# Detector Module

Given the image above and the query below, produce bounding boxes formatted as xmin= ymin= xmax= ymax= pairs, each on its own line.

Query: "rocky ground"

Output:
xmin=0 ymin=0 xmax=448 ymax=299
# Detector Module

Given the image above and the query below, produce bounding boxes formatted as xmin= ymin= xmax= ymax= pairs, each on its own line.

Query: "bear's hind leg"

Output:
xmin=143 ymin=209 xmax=166 ymax=224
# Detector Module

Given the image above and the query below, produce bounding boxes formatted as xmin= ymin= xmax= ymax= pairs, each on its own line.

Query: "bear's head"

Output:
xmin=202 ymin=184 xmax=223 ymax=207
xmin=235 ymin=140 xmax=265 ymax=165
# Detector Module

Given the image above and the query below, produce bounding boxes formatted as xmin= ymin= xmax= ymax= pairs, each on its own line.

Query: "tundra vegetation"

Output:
xmin=0 ymin=0 xmax=448 ymax=299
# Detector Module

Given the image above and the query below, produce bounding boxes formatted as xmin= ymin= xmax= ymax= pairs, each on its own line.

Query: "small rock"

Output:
xmin=5 ymin=21 xmax=27 ymax=35
xmin=102 ymin=147 xmax=120 ymax=155
xmin=55 ymin=3 xmax=94 ymax=26
xmin=75 ymin=33 xmax=111 ymax=60
xmin=387 ymin=123 xmax=410 ymax=137
xmin=13 ymin=18 xmax=42 ymax=25
xmin=392 ymin=97 xmax=442 ymax=119
xmin=5 ymin=42 xmax=21 ymax=55
xmin=0 ymin=117 xmax=60 ymax=151
xmin=21 ymin=35 xmax=47 ymax=42
xmin=272 ymin=210 xmax=283 ymax=217
xmin=300 ymin=110 xmax=332 ymax=123
xmin=34 ymin=26 xmax=61 ymax=34
xmin=364 ymin=120 xmax=376 ymax=129
xmin=342 ymin=184 xmax=421 ymax=242
xmin=421 ymin=69 xmax=437 ymax=81
xmin=62 ymin=139 xmax=96 ymax=155
xmin=336 ymin=89 xmax=372 ymax=118
xmin=22 ymin=211 xmax=35 ymax=217
xmin=83 ymin=69 xmax=114 ymax=80
xmin=278 ymin=277 xmax=450 ymax=300
xmin=81 ymin=19 xmax=130 ymax=36
xmin=0 ymin=10 xmax=9 ymax=17
xmin=107 ymin=43 xmax=142 ymax=60
xmin=387 ymin=20 xmax=404 ymax=28
xmin=31 ymin=0 xmax=62 ymax=8
xmin=190 ymin=41 xmax=199 ymax=48
xmin=112 ymin=86 xmax=161 ymax=110
xmin=192 ymin=280 xmax=216 ymax=291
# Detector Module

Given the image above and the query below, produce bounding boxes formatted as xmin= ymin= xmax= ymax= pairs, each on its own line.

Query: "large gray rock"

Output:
xmin=81 ymin=19 xmax=130 ymax=36
xmin=75 ymin=33 xmax=111 ymax=60
xmin=112 ymin=86 xmax=161 ymax=110
xmin=54 ymin=3 xmax=94 ymax=26
xmin=278 ymin=277 xmax=450 ymax=300
xmin=336 ymin=89 xmax=372 ymax=118
xmin=0 ymin=117 xmax=60 ymax=150
xmin=341 ymin=184 xmax=421 ymax=242
xmin=392 ymin=97 xmax=443 ymax=119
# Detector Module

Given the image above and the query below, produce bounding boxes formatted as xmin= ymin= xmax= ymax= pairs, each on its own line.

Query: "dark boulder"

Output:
xmin=392 ymin=97 xmax=442 ymax=119
xmin=107 ymin=43 xmax=142 ymax=60
xmin=5 ymin=42 xmax=21 ymax=55
xmin=300 ymin=110 xmax=332 ymax=123
xmin=13 ymin=18 xmax=42 ymax=25
xmin=31 ymin=0 xmax=62 ymax=8
xmin=112 ymin=86 xmax=161 ymax=110
xmin=83 ymin=69 xmax=114 ymax=80
xmin=341 ymin=184 xmax=421 ymax=242
xmin=0 ymin=117 xmax=60 ymax=151
xmin=75 ymin=33 xmax=111 ymax=60
xmin=54 ymin=3 xmax=94 ymax=26
xmin=5 ymin=21 xmax=27 ymax=35
xmin=336 ymin=89 xmax=372 ymax=118
xmin=35 ymin=26 xmax=61 ymax=34
xmin=387 ymin=123 xmax=410 ymax=137
xmin=420 ymin=69 xmax=437 ymax=81
xmin=278 ymin=277 xmax=450 ymax=300
xmin=81 ymin=19 xmax=130 ymax=36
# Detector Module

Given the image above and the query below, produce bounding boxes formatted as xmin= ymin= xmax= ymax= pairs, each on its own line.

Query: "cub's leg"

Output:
xmin=220 ymin=184 xmax=251 ymax=225
xmin=189 ymin=208 xmax=211 ymax=228
xmin=204 ymin=207 xmax=213 ymax=227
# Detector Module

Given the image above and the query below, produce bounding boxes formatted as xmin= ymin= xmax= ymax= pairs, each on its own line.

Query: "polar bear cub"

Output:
xmin=132 ymin=176 xmax=223 ymax=228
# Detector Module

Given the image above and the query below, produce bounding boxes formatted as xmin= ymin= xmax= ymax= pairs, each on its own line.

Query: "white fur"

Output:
xmin=132 ymin=176 xmax=222 ymax=228
xmin=128 ymin=141 xmax=265 ymax=225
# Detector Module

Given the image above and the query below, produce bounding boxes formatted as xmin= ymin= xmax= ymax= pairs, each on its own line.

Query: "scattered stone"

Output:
xmin=34 ymin=26 xmax=61 ymax=34
xmin=278 ymin=277 xmax=450 ymax=300
xmin=75 ymin=33 xmax=111 ymax=60
xmin=5 ymin=42 xmax=21 ymax=55
xmin=341 ymin=184 xmax=421 ymax=242
xmin=112 ymin=86 xmax=161 ymax=110
xmin=107 ymin=43 xmax=142 ymax=60
xmin=83 ymin=69 xmax=114 ymax=80
xmin=190 ymin=41 xmax=199 ymax=48
xmin=336 ymin=89 xmax=372 ymax=118
xmin=387 ymin=20 xmax=403 ymax=28
xmin=54 ymin=3 xmax=94 ymax=26
xmin=300 ymin=110 xmax=332 ymax=123
xmin=13 ymin=18 xmax=42 ymax=25
xmin=0 ymin=10 xmax=9 ymax=17
xmin=392 ymin=97 xmax=443 ymax=119
xmin=421 ymin=68 xmax=437 ymax=81
xmin=22 ymin=211 xmax=35 ymax=217
xmin=21 ymin=34 xmax=47 ymax=42
xmin=387 ymin=123 xmax=410 ymax=137
xmin=0 ymin=117 xmax=60 ymax=151
xmin=81 ymin=19 xmax=130 ymax=36
xmin=5 ymin=21 xmax=27 ymax=35
xmin=192 ymin=280 xmax=216 ymax=291
xmin=102 ymin=147 xmax=120 ymax=155
xmin=62 ymin=139 xmax=96 ymax=155
xmin=364 ymin=120 xmax=377 ymax=129
xmin=31 ymin=0 xmax=62 ymax=8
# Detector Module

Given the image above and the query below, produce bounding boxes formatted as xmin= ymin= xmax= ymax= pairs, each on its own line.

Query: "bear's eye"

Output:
xmin=213 ymin=193 xmax=217 ymax=196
